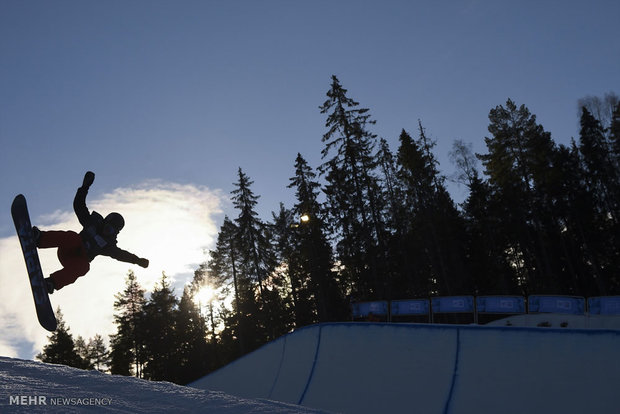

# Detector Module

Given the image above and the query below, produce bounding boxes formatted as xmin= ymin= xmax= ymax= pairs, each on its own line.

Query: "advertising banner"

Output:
xmin=391 ymin=299 xmax=430 ymax=316
xmin=528 ymin=295 xmax=585 ymax=315
xmin=431 ymin=296 xmax=475 ymax=313
xmin=476 ymin=296 xmax=526 ymax=314
xmin=588 ymin=296 xmax=620 ymax=315
xmin=351 ymin=301 xmax=389 ymax=318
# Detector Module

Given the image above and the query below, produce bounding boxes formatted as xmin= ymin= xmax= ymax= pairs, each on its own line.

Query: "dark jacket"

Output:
xmin=73 ymin=186 xmax=141 ymax=264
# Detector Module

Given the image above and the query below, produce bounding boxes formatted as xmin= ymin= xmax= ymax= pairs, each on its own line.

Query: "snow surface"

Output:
xmin=486 ymin=312 xmax=620 ymax=329
xmin=3 ymin=319 xmax=620 ymax=413
xmin=191 ymin=322 xmax=620 ymax=414
xmin=0 ymin=356 xmax=333 ymax=413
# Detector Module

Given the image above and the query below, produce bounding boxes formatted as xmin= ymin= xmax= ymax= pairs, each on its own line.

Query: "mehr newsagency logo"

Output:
xmin=9 ymin=395 xmax=112 ymax=406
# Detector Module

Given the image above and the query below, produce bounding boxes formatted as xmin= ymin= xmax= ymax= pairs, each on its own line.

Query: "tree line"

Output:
xmin=38 ymin=273 xmax=216 ymax=385
xmin=38 ymin=77 xmax=620 ymax=384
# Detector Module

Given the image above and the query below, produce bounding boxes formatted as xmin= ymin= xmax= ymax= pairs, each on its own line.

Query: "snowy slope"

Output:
xmin=486 ymin=312 xmax=620 ymax=329
xmin=0 ymin=356 xmax=333 ymax=413
xmin=191 ymin=322 xmax=620 ymax=414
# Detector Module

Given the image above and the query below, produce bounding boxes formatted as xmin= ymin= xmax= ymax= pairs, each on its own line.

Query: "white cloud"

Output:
xmin=0 ymin=181 xmax=225 ymax=360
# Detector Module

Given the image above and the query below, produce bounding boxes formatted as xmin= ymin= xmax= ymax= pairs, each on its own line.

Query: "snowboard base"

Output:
xmin=11 ymin=194 xmax=57 ymax=332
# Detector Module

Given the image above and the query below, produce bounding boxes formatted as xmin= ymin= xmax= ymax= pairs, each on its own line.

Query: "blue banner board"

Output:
xmin=431 ymin=296 xmax=475 ymax=313
xmin=351 ymin=301 xmax=389 ymax=318
xmin=588 ymin=296 xmax=620 ymax=315
xmin=528 ymin=295 xmax=585 ymax=315
xmin=476 ymin=296 xmax=526 ymax=314
xmin=391 ymin=299 xmax=430 ymax=316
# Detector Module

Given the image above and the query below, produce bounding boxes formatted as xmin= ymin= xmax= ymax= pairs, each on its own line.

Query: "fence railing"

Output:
xmin=351 ymin=295 xmax=620 ymax=323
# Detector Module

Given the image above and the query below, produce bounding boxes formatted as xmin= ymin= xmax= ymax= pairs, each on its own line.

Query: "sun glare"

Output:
xmin=194 ymin=285 xmax=215 ymax=308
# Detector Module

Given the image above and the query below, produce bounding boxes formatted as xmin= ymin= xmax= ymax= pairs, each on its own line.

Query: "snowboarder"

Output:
xmin=32 ymin=171 xmax=149 ymax=293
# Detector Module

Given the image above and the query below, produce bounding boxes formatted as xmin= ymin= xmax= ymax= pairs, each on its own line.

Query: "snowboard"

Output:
xmin=11 ymin=194 xmax=57 ymax=331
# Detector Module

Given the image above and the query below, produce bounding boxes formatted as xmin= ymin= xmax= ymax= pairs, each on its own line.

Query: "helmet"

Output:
xmin=104 ymin=212 xmax=125 ymax=232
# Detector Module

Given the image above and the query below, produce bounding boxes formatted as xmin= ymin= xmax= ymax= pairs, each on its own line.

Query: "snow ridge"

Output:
xmin=0 ymin=356 xmax=332 ymax=413
xmin=192 ymin=322 xmax=620 ymax=414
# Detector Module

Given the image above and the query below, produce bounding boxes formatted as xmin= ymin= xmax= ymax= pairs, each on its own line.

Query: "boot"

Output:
xmin=32 ymin=226 xmax=41 ymax=246
xmin=44 ymin=277 xmax=55 ymax=295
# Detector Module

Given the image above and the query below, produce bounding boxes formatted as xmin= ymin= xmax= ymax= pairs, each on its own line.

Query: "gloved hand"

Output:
xmin=137 ymin=258 xmax=149 ymax=268
xmin=83 ymin=171 xmax=95 ymax=188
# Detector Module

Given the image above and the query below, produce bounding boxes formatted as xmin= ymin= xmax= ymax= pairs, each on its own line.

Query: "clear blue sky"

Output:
xmin=1 ymin=0 xmax=619 ymax=236
xmin=1 ymin=0 xmax=619 ymax=359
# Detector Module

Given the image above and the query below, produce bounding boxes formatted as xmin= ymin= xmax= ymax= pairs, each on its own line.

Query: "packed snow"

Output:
xmin=485 ymin=312 xmax=620 ymax=329
xmin=3 ymin=319 xmax=620 ymax=413
xmin=192 ymin=321 xmax=620 ymax=414
xmin=0 ymin=356 xmax=332 ymax=413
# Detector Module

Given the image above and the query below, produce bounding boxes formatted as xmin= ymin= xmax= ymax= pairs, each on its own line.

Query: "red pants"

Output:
xmin=38 ymin=230 xmax=90 ymax=290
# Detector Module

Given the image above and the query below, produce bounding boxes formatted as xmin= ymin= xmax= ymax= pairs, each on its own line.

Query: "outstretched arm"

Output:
xmin=74 ymin=171 xmax=96 ymax=227
xmin=104 ymin=246 xmax=149 ymax=268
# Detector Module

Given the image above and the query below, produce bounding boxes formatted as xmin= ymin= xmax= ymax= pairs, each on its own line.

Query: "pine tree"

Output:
xmin=550 ymin=142 xmax=602 ymax=295
xmin=376 ymin=138 xmax=405 ymax=234
xmin=288 ymin=153 xmax=347 ymax=322
xmin=448 ymin=138 xmax=521 ymax=294
xmin=610 ymin=102 xmax=620 ymax=166
xmin=271 ymin=202 xmax=314 ymax=326
xmin=88 ymin=334 xmax=110 ymax=372
xmin=319 ymin=75 xmax=387 ymax=300
xmin=142 ymin=273 xmax=180 ymax=382
xmin=175 ymin=286 xmax=212 ymax=384
xmin=257 ymin=216 xmax=296 ymax=339
xmin=478 ymin=99 xmax=560 ymax=293
xmin=576 ymin=107 xmax=620 ymax=294
xmin=577 ymin=92 xmax=619 ymax=134
xmin=396 ymin=126 xmax=471 ymax=297
xmin=375 ymin=137 xmax=411 ymax=299
xmin=74 ymin=336 xmax=95 ymax=370
xmin=109 ymin=271 xmax=147 ymax=377
xmin=231 ymin=168 xmax=287 ymax=344
xmin=579 ymin=107 xmax=620 ymax=224
xmin=466 ymin=175 xmax=518 ymax=294
xmin=231 ymin=168 xmax=273 ymax=300
xmin=607 ymin=103 xmax=620 ymax=291
xmin=207 ymin=216 xmax=249 ymax=356
xmin=37 ymin=309 xmax=89 ymax=369
xmin=393 ymin=129 xmax=429 ymax=296
xmin=194 ymin=259 xmax=229 ymax=346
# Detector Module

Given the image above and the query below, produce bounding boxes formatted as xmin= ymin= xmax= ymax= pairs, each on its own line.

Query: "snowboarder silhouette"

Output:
xmin=33 ymin=171 xmax=149 ymax=293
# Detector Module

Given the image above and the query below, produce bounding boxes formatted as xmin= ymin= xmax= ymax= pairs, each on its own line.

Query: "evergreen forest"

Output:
xmin=38 ymin=77 xmax=620 ymax=384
